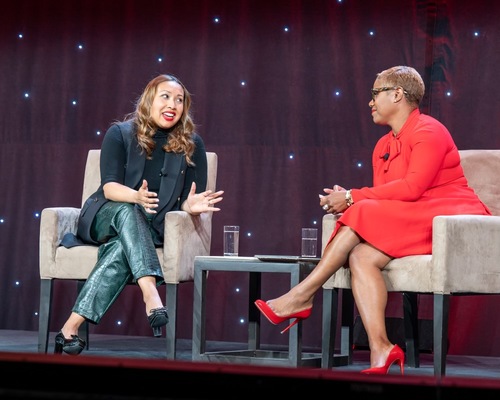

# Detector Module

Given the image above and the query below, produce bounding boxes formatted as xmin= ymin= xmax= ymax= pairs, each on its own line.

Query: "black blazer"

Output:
xmin=73 ymin=121 xmax=207 ymax=246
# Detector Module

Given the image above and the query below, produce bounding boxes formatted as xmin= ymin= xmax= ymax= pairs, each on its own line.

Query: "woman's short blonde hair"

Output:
xmin=377 ymin=66 xmax=425 ymax=106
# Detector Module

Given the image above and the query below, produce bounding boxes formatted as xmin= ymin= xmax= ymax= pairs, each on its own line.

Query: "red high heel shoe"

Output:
xmin=361 ymin=344 xmax=405 ymax=375
xmin=254 ymin=299 xmax=312 ymax=334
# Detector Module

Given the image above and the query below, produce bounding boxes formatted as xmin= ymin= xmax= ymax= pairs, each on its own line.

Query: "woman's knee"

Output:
xmin=349 ymin=243 xmax=391 ymax=272
xmin=113 ymin=203 xmax=144 ymax=227
xmin=114 ymin=202 xmax=136 ymax=217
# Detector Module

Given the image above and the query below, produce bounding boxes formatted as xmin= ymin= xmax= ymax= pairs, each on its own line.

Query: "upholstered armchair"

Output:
xmin=320 ymin=149 xmax=500 ymax=377
xmin=38 ymin=149 xmax=218 ymax=358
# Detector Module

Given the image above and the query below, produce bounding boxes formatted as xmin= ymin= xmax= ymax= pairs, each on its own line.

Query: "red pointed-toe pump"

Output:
xmin=361 ymin=344 xmax=405 ymax=375
xmin=254 ymin=299 xmax=312 ymax=334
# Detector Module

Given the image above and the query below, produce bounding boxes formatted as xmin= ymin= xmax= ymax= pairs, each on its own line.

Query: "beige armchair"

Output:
xmin=38 ymin=149 xmax=218 ymax=358
xmin=321 ymin=149 xmax=500 ymax=377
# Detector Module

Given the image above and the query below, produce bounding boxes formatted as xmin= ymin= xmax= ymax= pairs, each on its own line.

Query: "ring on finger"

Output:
xmin=322 ymin=204 xmax=329 ymax=210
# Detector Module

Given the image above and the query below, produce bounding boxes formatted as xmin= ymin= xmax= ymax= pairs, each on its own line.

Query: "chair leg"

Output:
xmin=165 ymin=283 xmax=178 ymax=359
xmin=433 ymin=293 xmax=449 ymax=378
xmin=402 ymin=292 xmax=420 ymax=368
xmin=38 ymin=279 xmax=53 ymax=353
xmin=321 ymin=287 xmax=354 ymax=368
xmin=321 ymin=287 xmax=338 ymax=368
xmin=340 ymin=288 xmax=354 ymax=364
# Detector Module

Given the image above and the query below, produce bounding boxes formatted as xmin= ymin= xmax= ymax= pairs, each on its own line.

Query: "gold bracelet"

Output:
xmin=345 ymin=190 xmax=354 ymax=207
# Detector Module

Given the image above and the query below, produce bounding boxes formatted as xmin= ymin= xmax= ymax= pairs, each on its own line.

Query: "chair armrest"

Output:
xmin=321 ymin=213 xmax=344 ymax=289
xmin=432 ymin=215 xmax=500 ymax=294
xmin=162 ymin=210 xmax=213 ymax=283
xmin=321 ymin=213 xmax=342 ymax=254
xmin=39 ymin=207 xmax=81 ymax=277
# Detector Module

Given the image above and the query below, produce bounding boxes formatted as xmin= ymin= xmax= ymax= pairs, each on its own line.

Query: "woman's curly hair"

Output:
xmin=123 ymin=74 xmax=196 ymax=165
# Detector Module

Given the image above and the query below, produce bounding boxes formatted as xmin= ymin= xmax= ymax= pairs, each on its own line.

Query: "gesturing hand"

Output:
xmin=138 ymin=179 xmax=159 ymax=214
xmin=184 ymin=182 xmax=224 ymax=215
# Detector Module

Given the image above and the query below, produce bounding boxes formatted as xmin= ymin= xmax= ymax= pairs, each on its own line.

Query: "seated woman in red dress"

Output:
xmin=255 ymin=65 xmax=491 ymax=375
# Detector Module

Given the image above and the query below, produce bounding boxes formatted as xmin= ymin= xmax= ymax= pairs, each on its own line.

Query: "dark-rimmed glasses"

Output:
xmin=370 ymin=86 xmax=399 ymax=101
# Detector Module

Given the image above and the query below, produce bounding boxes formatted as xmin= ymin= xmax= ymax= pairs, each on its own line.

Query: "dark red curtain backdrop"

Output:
xmin=1 ymin=0 xmax=499 ymax=356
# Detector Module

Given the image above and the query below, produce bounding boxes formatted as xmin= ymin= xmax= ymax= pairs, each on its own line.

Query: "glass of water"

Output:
xmin=301 ymin=228 xmax=318 ymax=258
xmin=223 ymin=225 xmax=240 ymax=256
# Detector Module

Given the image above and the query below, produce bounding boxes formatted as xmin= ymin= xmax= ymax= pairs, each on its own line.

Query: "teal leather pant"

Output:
xmin=72 ymin=202 xmax=164 ymax=324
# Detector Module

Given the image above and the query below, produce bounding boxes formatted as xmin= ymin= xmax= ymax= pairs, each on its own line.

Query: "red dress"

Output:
xmin=330 ymin=109 xmax=492 ymax=258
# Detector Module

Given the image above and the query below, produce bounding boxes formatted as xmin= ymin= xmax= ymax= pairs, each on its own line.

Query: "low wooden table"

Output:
xmin=191 ymin=255 xmax=348 ymax=368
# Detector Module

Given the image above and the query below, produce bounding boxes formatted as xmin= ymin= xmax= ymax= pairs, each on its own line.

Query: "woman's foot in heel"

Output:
xmin=254 ymin=299 xmax=312 ymax=334
xmin=54 ymin=339 xmax=63 ymax=354
xmin=361 ymin=344 xmax=405 ymax=375
xmin=148 ymin=306 xmax=169 ymax=337
xmin=54 ymin=331 xmax=86 ymax=355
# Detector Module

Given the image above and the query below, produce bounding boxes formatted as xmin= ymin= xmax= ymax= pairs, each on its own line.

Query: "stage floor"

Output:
xmin=1 ymin=329 xmax=499 ymax=379
xmin=2 ymin=329 xmax=500 ymax=399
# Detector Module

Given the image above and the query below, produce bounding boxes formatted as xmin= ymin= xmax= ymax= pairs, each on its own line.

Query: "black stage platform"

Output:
xmin=1 ymin=330 xmax=499 ymax=399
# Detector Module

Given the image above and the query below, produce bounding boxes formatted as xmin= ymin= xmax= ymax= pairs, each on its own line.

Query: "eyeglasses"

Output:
xmin=370 ymin=86 xmax=400 ymax=100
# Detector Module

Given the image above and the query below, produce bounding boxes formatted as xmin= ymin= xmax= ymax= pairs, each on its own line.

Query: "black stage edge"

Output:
xmin=1 ymin=352 xmax=500 ymax=399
